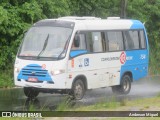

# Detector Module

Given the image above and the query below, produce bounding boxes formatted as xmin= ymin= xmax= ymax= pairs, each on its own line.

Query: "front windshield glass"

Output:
xmin=19 ymin=26 xmax=72 ymax=59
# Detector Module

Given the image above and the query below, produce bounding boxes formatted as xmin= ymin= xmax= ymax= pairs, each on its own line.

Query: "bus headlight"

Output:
xmin=51 ymin=69 xmax=65 ymax=75
xmin=15 ymin=67 xmax=20 ymax=73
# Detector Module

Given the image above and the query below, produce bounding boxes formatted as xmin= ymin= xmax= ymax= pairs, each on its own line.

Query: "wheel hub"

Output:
xmin=75 ymin=84 xmax=82 ymax=98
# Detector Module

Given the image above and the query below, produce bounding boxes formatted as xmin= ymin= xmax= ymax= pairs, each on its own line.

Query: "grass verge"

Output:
xmin=0 ymin=69 xmax=14 ymax=88
xmin=69 ymin=96 xmax=160 ymax=111
xmin=45 ymin=96 xmax=160 ymax=120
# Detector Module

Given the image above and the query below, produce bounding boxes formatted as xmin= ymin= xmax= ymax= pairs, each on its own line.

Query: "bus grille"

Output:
xmin=21 ymin=65 xmax=47 ymax=77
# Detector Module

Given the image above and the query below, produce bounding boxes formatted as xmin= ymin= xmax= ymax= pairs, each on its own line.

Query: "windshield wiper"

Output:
xmin=37 ymin=34 xmax=49 ymax=59
xmin=57 ymin=35 xmax=71 ymax=60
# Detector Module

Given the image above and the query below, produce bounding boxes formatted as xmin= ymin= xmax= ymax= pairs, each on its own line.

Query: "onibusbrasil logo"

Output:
xmin=120 ymin=51 xmax=126 ymax=64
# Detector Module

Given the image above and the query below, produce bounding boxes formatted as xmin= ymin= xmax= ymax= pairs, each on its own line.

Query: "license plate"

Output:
xmin=28 ymin=77 xmax=38 ymax=82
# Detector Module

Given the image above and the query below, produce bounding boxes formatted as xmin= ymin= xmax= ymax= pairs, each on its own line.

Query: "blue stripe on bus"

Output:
xmin=70 ymin=50 xmax=88 ymax=57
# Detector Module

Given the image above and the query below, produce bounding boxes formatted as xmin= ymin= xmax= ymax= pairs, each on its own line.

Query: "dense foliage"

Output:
xmin=0 ymin=0 xmax=160 ymax=87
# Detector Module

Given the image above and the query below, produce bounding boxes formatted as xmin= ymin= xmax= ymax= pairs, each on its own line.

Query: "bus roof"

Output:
xmin=35 ymin=16 xmax=145 ymax=30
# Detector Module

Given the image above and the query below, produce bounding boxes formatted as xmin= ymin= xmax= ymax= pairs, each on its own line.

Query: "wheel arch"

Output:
xmin=72 ymin=75 xmax=88 ymax=90
xmin=121 ymin=71 xmax=133 ymax=82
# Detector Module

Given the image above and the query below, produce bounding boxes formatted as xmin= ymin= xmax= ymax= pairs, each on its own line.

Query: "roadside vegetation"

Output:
xmin=73 ymin=97 xmax=160 ymax=111
xmin=54 ymin=95 xmax=160 ymax=111
xmin=0 ymin=68 xmax=14 ymax=88
xmin=22 ymin=95 xmax=160 ymax=119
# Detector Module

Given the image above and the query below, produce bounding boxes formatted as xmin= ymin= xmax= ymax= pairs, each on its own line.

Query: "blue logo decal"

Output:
xmin=84 ymin=58 xmax=89 ymax=66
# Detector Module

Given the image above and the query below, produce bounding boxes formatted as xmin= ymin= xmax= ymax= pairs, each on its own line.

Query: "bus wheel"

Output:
xmin=24 ymin=87 xmax=39 ymax=98
xmin=112 ymin=74 xmax=131 ymax=94
xmin=71 ymin=79 xmax=85 ymax=100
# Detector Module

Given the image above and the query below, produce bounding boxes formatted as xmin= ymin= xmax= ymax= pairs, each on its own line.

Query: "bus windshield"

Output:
xmin=18 ymin=26 xmax=72 ymax=60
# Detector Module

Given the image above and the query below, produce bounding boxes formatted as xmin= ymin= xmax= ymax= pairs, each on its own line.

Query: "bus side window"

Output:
xmin=124 ymin=31 xmax=140 ymax=50
xmin=72 ymin=34 xmax=87 ymax=50
xmin=104 ymin=32 xmax=109 ymax=52
xmin=106 ymin=31 xmax=124 ymax=51
xmin=86 ymin=32 xmax=93 ymax=52
xmin=92 ymin=32 xmax=103 ymax=52
xmin=140 ymin=30 xmax=146 ymax=49
xmin=70 ymin=33 xmax=87 ymax=57
xmin=79 ymin=34 xmax=87 ymax=49
xmin=86 ymin=32 xmax=104 ymax=53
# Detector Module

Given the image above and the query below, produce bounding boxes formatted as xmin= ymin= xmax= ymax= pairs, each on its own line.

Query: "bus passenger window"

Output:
xmin=124 ymin=31 xmax=140 ymax=50
xmin=86 ymin=32 xmax=93 ymax=52
xmin=92 ymin=32 xmax=103 ymax=52
xmin=106 ymin=31 xmax=124 ymax=51
xmin=79 ymin=34 xmax=87 ymax=49
xmin=86 ymin=32 xmax=104 ymax=53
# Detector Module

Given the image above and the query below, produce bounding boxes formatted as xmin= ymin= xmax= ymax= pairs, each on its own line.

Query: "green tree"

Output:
xmin=68 ymin=0 xmax=121 ymax=18
xmin=126 ymin=0 xmax=160 ymax=74
xmin=37 ymin=0 xmax=70 ymax=18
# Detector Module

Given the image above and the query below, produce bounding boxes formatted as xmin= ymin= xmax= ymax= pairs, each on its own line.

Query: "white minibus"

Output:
xmin=14 ymin=16 xmax=149 ymax=100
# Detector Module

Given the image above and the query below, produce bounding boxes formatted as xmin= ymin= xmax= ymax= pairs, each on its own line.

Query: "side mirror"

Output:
xmin=74 ymin=34 xmax=80 ymax=47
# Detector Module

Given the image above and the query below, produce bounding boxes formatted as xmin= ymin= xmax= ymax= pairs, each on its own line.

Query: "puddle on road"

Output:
xmin=0 ymin=88 xmax=24 ymax=111
xmin=0 ymin=87 xmax=70 ymax=111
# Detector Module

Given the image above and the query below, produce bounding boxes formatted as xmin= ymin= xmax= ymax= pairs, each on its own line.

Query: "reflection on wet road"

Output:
xmin=0 ymin=76 xmax=160 ymax=111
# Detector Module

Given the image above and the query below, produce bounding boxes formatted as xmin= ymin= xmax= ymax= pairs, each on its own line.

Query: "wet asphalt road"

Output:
xmin=0 ymin=76 xmax=160 ymax=111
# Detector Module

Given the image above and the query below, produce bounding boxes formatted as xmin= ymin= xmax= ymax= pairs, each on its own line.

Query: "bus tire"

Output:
xmin=24 ymin=87 xmax=39 ymax=98
xmin=112 ymin=74 xmax=131 ymax=94
xmin=70 ymin=79 xmax=85 ymax=100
